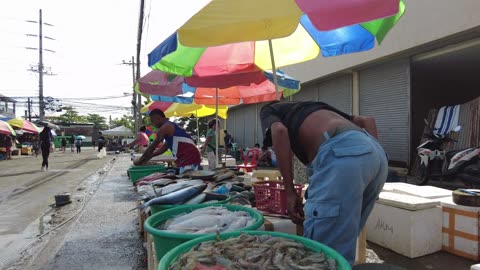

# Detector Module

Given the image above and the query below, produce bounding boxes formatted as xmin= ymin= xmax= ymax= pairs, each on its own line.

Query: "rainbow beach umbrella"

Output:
xmin=0 ymin=120 xmax=16 ymax=136
xmin=5 ymin=118 xmax=40 ymax=134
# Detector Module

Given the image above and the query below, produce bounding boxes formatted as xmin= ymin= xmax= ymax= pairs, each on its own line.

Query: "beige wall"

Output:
xmin=283 ymin=0 xmax=480 ymax=83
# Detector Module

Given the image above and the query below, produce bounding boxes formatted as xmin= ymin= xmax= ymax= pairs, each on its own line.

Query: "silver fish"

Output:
xmin=184 ymin=193 xmax=206 ymax=205
xmin=135 ymin=184 xmax=207 ymax=212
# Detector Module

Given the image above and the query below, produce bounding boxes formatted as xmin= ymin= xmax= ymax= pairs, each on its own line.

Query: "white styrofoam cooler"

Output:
xmin=440 ymin=196 xmax=480 ymax=260
xmin=366 ymin=192 xmax=443 ymax=258
xmin=383 ymin=182 xmax=452 ymax=199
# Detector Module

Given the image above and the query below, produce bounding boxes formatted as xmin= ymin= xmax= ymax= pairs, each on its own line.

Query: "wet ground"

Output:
xmin=0 ymin=148 xmax=112 ymax=268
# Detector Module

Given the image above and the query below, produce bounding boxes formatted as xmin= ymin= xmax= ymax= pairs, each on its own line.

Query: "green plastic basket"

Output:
xmin=150 ymin=194 xmax=232 ymax=215
xmin=144 ymin=204 xmax=264 ymax=262
xmin=127 ymin=165 xmax=167 ymax=183
xmin=159 ymin=230 xmax=351 ymax=270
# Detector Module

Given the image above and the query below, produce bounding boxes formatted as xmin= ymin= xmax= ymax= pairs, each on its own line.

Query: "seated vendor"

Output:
xmin=258 ymin=146 xmax=272 ymax=167
xmin=133 ymin=109 xmax=202 ymax=174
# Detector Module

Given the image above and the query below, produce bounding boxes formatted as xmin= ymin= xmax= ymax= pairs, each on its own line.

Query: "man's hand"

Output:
xmin=133 ymin=158 xmax=144 ymax=166
xmin=286 ymin=187 xmax=305 ymax=225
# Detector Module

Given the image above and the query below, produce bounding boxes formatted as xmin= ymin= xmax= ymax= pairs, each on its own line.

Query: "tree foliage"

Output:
xmin=86 ymin=114 xmax=108 ymax=130
xmin=174 ymin=116 xmax=208 ymax=138
xmin=109 ymin=114 xmax=134 ymax=131
xmin=47 ymin=106 xmax=87 ymax=124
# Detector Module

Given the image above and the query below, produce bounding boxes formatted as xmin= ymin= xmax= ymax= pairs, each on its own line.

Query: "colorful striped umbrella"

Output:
xmin=137 ymin=69 xmax=301 ymax=105
xmin=142 ymin=101 xmax=228 ymax=119
xmin=0 ymin=120 xmax=16 ymax=136
xmin=152 ymin=0 xmax=405 ymax=99
xmin=177 ymin=0 xmax=405 ymax=47
xmin=5 ymin=118 xmax=40 ymax=134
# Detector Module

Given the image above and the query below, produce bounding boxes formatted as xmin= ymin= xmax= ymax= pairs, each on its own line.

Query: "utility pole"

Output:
xmin=135 ymin=0 xmax=145 ymax=130
xmin=27 ymin=98 xmax=32 ymax=121
xmin=26 ymin=9 xmax=55 ymax=121
xmin=122 ymin=56 xmax=137 ymax=130
xmin=38 ymin=9 xmax=44 ymax=120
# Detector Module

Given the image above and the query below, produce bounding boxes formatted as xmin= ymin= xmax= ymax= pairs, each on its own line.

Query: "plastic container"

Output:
xmin=253 ymin=180 xmax=303 ymax=215
xmin=127 ymin=164 xmax=167 ymax=183
xmin=158 ymin=230 xmax=351 ymax=270
xmin=149 ymin=194 xmax=232 ymax=215
xmin=144 ymin=204 xmax=264 ymax=262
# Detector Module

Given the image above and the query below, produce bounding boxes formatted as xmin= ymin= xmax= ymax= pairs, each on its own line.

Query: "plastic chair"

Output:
xmin=237 ymin=149 xmax=260 ymax=172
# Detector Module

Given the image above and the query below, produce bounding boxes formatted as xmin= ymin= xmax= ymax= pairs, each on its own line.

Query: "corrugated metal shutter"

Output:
xmin=226 ymin=109 xmax=235 ymax=136
xmin=317 ymin=75 xmax=352 ymax=115
xmin=233 ymin=109 xmax=245 ymax=148
xmin=292 ymin=84 xmax=317 ymax=101
xmin=243 ymin=105 xmax=257 ymax=148
xmin=256 ymin=103 xmax=264 ymax=146
xmin=359 ymin=59 xmax=411 ymax=164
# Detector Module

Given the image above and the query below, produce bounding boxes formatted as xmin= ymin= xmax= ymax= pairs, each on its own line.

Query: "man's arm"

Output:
xmin=271 ymin=122 xmax=294 ymax=187
xmin=134 ymin=126 xmax=170 ymax=165
xmin=352 ymin=115 xmax=379 ymax=139
xmin=151 ymin=143 xmax=169 ymax=158
xmin=201 ymin=133 xmax=211 ymax=155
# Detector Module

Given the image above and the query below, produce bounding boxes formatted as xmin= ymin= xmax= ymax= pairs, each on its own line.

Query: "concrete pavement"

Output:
xmin=35 ymin=154 xmax=146 ymax=270
xmin=0 ymin=148 xmax=111 ymax=266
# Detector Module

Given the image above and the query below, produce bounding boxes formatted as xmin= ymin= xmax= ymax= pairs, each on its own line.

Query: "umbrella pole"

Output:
xmin=196 ymin=111 xmax=199 ymax=145
xmin=268 ymin=39 xmax=280 ymax=101
xmin=215 ymin=88 xmax=219 ymax=169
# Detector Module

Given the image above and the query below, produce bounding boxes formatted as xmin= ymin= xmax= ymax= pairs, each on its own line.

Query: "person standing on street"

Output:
xmin=61 ymin=137 xmax=67 ymax=153
xmin=69 ymin=135 xmax=75 ymax=152
xmin=201 ymin=119 xmax=219 ymax=170
xmin=75 ymin=139 xmax=82 ymax=153
xmin=39 ymin=127 xmax=53 ymax=171
xmin=260 ymin=101 xmax=388 ymax=265
xmin=4 ymin=135 xmax=12 ymax=160
xmin=134 ymin=109 xmax=201 ymax=174
xmin=97 ymin=132 xmax=106 ymax=153
xmin=224 ymin=130 xmax=233 ymax=155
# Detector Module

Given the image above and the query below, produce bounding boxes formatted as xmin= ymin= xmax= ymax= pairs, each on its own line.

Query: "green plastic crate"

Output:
xmin=127 ymin=165 xmax=167 ymax=183
xmin=144 ymin=204 xmax=264 ymax=262
xmin=159 ymin=230 xmax=351 ymax=270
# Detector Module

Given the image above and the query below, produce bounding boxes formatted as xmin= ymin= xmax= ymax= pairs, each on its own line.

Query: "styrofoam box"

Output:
xmin=440 ymin=196 xmax=480 ymax=260
xmin=378 ymin=192 xmax=440 ymax=211
xmin=383 ymin=182 xmax=452 ymax=199
xmin=366 ymin=202 xmax=442 ymax=258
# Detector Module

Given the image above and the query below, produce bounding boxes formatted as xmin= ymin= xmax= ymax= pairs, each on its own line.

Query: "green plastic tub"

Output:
xmin=150 ymin=194 xmax=232 ymax=215
xmin=144 ymin=204 xmax=264 ymax=262
xmin=159 ymin=230 xmax=351 ymax=270
xmin=127 ymin=164 xmax=167 ymax=183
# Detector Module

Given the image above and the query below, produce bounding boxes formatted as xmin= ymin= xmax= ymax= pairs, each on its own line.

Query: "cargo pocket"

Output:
xmin=303 ymin=201 xmax=340 ymax=239
xmin=332 ymin=144 xmax=372 ymax=158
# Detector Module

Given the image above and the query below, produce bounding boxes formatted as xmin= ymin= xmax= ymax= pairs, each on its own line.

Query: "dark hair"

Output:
xmin=208 ymin=119 xmax=218 ymax=128
xmin=150 ymin=109 xmax=166 ymax=118
xmin=224 ymin=130 xmax=228 ymax=133
xmin=254 ymin=143 xmax=260 ymax=148
xmin=262 ymin=145 xmax=268 ymax=151
xmin=139 ymin=126 xmax=146 ymax=132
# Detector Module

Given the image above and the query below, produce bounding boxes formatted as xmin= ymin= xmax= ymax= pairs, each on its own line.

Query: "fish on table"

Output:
xmin=134 ymin=184 xmax=207 ymax=212
xmin=160 ymin=206 xmax=255 ymax=234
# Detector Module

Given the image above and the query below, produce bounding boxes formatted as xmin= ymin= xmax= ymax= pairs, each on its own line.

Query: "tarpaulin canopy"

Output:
xmin=101 ymin=126 xmax=135 ymax=137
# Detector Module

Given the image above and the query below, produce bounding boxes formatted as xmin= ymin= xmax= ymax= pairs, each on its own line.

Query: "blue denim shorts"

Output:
xmin=303 ymin=130 xmax=388 ymax=265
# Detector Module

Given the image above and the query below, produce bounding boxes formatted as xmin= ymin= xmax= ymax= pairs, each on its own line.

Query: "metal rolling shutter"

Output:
xmin=359 ymin=59 xmax=410 ymax=164
xmin=233 ymin=108 xmax=245 ymax=148
xmin=243 ymin=105 xmax=257 ymax=147
xmin=256 ymin=103 xmax=264 ymax=146
xmin=292 ymin=84 xmax=317 ymax=101
xmin=317 ymin=75 xmax=352 ymax=115
xmin=226 ymin=109 xmax=235 ymax=141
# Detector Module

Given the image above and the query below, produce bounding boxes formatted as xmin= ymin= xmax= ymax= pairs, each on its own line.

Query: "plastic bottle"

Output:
xmin=130 ymin=149 xmax=135 ymax=161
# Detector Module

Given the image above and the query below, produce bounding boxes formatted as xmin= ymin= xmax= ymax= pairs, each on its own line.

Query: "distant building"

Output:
xmin=0 ymin=94 xmax=16 ymax=118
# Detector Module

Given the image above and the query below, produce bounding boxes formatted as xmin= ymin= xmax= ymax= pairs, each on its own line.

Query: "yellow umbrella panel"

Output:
xmin=142 ymin=102 xmax=228 ymax=119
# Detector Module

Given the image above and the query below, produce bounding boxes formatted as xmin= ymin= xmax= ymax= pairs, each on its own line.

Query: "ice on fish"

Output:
xmin=160 ymin=206 xmax=255 ymax=234
xmin=168 ymin=234 xmax=337 ymax=270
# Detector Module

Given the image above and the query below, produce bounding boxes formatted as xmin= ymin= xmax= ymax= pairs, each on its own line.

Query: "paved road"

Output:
xmin=0 ymin=148 xmax=110 ymax=263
